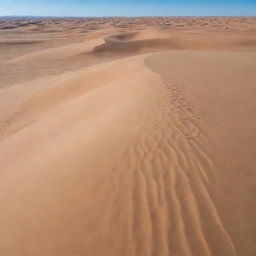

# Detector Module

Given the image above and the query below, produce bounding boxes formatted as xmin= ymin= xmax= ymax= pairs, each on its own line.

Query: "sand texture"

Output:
xmin=0 ymin=17 xmax=256 ymax=256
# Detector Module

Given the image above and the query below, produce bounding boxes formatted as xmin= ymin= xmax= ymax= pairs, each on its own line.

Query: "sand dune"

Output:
xmin=9 ymin=39 xmax=104 ymax=63
xmin=0 ymin=17 xmax=256 ymax=256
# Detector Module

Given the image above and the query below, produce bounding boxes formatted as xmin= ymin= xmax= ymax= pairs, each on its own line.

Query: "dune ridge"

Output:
xmin=0 ymin=54 xmax=236 ymax=256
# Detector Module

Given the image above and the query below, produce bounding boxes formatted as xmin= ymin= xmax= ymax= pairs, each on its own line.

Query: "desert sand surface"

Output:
xmin=0 ymin=17 xmax=256 ymax=256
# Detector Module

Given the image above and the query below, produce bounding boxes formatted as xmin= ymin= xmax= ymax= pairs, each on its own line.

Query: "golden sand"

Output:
xmin=0 ymin=17 xmax=256 ymax=256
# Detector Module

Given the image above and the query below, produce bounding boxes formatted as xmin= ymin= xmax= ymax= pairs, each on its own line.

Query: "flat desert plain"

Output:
xmin=0 ymin=17 xmax=256 ymax=256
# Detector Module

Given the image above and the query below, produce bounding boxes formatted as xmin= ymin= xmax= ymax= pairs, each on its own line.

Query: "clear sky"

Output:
xmin=0 ymin=0 xmax=255 ymax=17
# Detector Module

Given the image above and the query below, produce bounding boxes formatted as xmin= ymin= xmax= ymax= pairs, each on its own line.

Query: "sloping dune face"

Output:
xmin=0 ymin=17 xmax=256 ymax=256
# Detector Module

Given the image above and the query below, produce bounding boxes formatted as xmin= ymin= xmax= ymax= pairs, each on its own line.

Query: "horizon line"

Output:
xmin=1 ymin=15 xmax=256 ymax=18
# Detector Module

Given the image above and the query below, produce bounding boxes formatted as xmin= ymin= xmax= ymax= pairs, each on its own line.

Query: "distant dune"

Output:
xmin=0 ymin=17 xmax=256 ymax=256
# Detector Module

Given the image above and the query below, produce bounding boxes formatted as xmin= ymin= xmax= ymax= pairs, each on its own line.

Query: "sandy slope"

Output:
xmin=0 ymin=17 xmax=256 ymax=256
xmin=145 ymin=51 xmax=256 ymax=256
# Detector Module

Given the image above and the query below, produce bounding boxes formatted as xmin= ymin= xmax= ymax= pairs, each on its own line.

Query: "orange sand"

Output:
xmin=0 ymin=17 xmax=256 ymax=256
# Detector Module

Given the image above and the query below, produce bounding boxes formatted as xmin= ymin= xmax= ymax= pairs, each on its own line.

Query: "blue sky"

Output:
xmin=0 ymin=0 xmax=255 ymax=17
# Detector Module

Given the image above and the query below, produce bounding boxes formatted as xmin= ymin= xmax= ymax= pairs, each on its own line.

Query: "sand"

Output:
xmin=0 ymin=17 xmax=256 ymax=256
